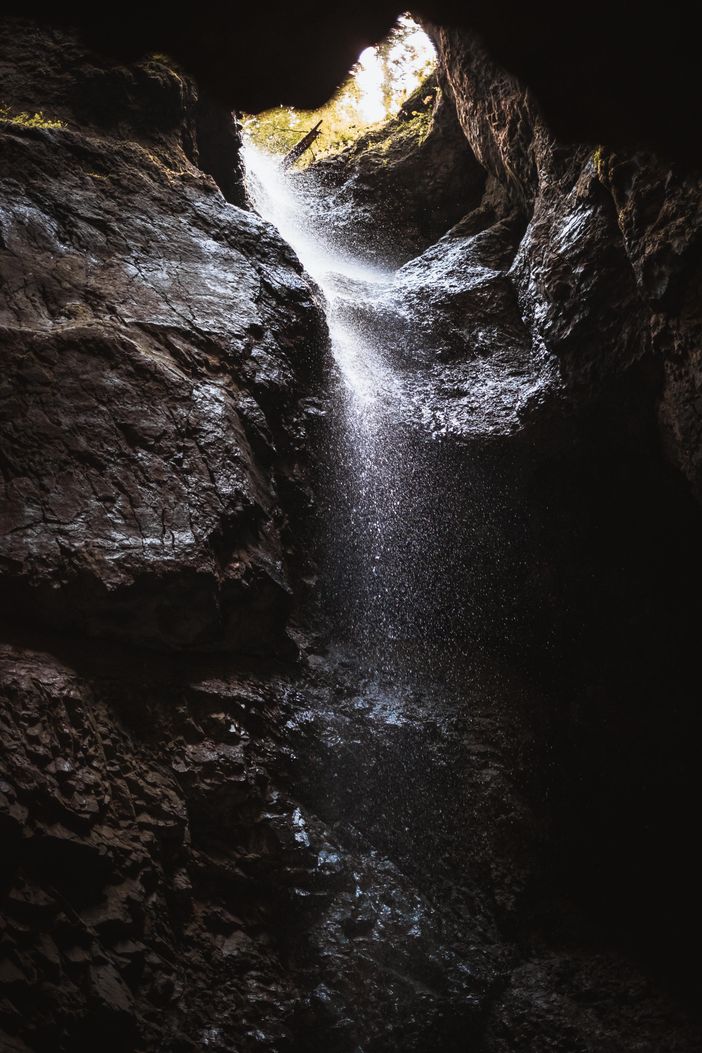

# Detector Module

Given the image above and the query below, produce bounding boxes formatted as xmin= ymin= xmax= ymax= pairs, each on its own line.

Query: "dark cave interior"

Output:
xmin=1 ymin=5 xmax=702 ymax=1052
xmin=9 ymin=1 xmax=702 ymax=162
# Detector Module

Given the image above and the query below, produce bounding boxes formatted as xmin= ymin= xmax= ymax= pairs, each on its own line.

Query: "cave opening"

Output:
xmin=243 ymin=15 xmax=436 ymax=166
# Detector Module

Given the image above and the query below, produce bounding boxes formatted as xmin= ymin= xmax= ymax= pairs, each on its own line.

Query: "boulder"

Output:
xmin=0 ymin=18 xmax=327 ymax=653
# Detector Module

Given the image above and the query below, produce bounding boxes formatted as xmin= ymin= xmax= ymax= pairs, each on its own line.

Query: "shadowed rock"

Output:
xmin=0 ymin=19 xmax=326 ymax=653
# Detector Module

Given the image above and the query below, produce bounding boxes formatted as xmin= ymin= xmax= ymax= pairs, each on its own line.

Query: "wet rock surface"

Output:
xmin=368 ymin=209 xmax=555 ymax=438
xmin=0 ymin=642 xmax=339 ymax=1052
xmin=304 ymin=74 xmax=485 ymax=266
xmin=0 ymin=18 xmax=325 ymax=653
xmin=0 ymin=633 xmax=537 ymax=1052
xmin=3 ymin=631 xmax=700 ymax=1052
xmin=435 ymin=25 xmax=702 ymax=465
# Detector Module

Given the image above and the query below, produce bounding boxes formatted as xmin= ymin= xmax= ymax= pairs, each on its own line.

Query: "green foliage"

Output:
xmin=593 ymin=145 xmax=606 ymax=179
xmin=0 ymin=104 xmax=66 ymax=129
xmin=375 ymin=13 xmax=435 ymax=114
xmin=243 ymin=74 xmax=365 ymax=164
xmin=243 ymin=13 xmax=436 ymax=167
xmin=244 ymin=106 xmax=308 ymax=156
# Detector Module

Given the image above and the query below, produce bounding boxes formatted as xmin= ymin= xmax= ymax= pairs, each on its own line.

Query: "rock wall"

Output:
xmin=435 ymin=26 xmax=702 ymax=469
xmin=0 ymin=18 xmax=326 ymax=655
xmin=305 ymin=73 xmax=486 ymax=265
xmin=306 ymin=21 xmax=702 ymax=1035
xmin=0 ymin=17 xmax=332 ymax=1051
xmin=0 ymin=644 xmax=300 ymax=1052
xmin=430 ymin=24 xmax=702 ymax=994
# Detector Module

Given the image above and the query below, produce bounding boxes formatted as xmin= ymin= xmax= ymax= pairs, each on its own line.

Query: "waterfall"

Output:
xmin=242 ymin=142 xmax=508 ymax=678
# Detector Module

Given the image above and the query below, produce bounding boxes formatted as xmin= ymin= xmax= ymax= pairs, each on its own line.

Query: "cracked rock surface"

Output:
xmin=0 ymin=18 xmax=326 ymax=652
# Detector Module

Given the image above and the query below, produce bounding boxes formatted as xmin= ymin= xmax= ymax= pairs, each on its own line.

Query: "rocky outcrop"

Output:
xmin=9 ymin=3 xmax=701 ymax=169
xmin=0 ymin=638 xmax=527 ymax=1053
xmin=194 ymin=91 xmax=247 ymax=208
xmin=428 ymin=24 xmax=702 ymax=1036
xmin=434 ymin=26 xmax=702 ymax=465
xmin=0 ymin=17 xmax=326 ymax=654
xmin=484 ymin=952 xmax=702 ymax=1053
xmin=600 ymin=151 xmax=702 ymax=502
xmin=0 ymin=18 xmax=533 ymax=1053
xmin=0 ymin=21 xmax=334 ymax=1046
xmin=304 ymin=74 xmax=485 ymax=265
xmin=428 ymin=28 xmax=653 ymax=401
xmin=370 ymin=208 xmax=551 ymax=438
xmin=428 ymin=31 xmax=544 ymax=214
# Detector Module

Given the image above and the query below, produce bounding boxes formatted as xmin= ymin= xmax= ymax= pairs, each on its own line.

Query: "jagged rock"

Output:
xmin=195 ymin=90 xmax=247 ymax=207
xmin=434 ymin=24 xmax=702 ymax=488
xmin=0 ymin=17 xmax=326 ymax=653
xmin=597 ymin=150 xmax=702 ymax=501
xmin=0 ymin=642 xmax=519 ymax=1052
xmin=293 ymin=22 xmax=702 ymax=1052
xmin=372 ymin=207 xmax=555 ymax=438
xmin=304 ymin=74 xmax=485 ymax=265
xmin=485 ymin=953 xmax=702 ymax=1053
xmin=431 ymin=28 xmax=547 ymax=213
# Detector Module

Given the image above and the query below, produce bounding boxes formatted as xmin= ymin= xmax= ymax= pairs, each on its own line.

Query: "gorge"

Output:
xmin=1 ymin=9 xmax=702 ymax=1052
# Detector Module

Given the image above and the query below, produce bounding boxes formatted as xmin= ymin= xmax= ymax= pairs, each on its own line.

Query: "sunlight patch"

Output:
xmin=243 ymin=14 xmax=435 ymax=164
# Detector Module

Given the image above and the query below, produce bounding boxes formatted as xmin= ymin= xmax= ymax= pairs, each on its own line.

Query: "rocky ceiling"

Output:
xmin=8 ymin=1 xmax=702 ymax=164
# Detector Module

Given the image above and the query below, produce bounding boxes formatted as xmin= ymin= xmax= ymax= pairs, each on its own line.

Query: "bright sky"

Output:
xmin=242 ymin=15 xmax=436 ymax=161
xmin=353 ymin=16 xmax=436 ymax=126
xmin=356 ymin=47 xmax=386 ymax=123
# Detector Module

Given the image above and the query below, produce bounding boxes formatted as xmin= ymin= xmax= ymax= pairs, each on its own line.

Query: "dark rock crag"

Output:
xmin=0 ymin=17 xmax=335 ymax=1052
xmin=428 ymin=30 xmax=702 ymax=979
xmin=7 ymin=2 xmax=702 ymax=166
xmin=305 ymin=18 xmax=702 ymax=1051
xmin=0 ymin=18 xmax=325 ymax=654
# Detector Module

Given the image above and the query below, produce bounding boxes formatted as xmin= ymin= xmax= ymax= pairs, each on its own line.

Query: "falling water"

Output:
xmin=242 ymin=143 xmax=517 ymax=679
xmin=241 ymin=145 xmax=540 ymax=1048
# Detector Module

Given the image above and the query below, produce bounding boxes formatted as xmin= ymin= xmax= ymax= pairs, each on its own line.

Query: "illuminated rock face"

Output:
xmin=302 ymin=73 xmax=486 ymax=266
xmin=0 ymin=20 xmax=326 ymax=654
xmin=435 ymin=26 xmax=702 ymax=491
xmin=2 ymin=12 xmax=702 ymax=1053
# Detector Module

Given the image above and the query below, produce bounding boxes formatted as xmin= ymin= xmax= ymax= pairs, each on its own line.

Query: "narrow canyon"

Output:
xmin=1 ymin=9 xmax=701 ymax=1052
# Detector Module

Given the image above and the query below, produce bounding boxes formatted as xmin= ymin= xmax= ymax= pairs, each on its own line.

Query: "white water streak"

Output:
xmin=242 ymin=143 xmax=402 ymax=417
